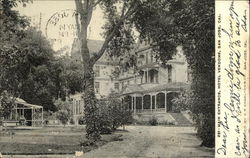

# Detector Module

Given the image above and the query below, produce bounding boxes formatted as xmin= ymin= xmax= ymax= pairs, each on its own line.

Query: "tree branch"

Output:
xmin=92 ymin=0 xmax=102 ymax=8
xmin=90 ymin=3 xmax=138 ymax=65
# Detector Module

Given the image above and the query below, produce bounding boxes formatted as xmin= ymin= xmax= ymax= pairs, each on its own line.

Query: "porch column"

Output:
xmin=32 ymin=108 xmax=34 ymax=127
xmin=42 ymin=107 xmax=44 ymax=127
xmin=150 ymin=95 xmax=152 ymax=112
xmin=142 ymin=96 xmax=144 ymax=112
xmin=15 ymin=104 xmax=17 ymax=120
xmin=165 ymin=92 xmax=167 ymax=113
xmin=131 ymin=97 xmax=134 ymax=111
xmin=134 ymin=95 xmax=137 ymax=113
xmin=154 ymin=95 xmax=157 ymax=112
xmin=146 ymin=68 xmax=149 ymax=83
xmin=143 ymin=71 xmax=146 ymax=83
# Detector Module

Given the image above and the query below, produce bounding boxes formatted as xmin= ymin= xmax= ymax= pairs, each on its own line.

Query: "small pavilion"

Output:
xmin=6 ymin=98 xmax=44 ymax=127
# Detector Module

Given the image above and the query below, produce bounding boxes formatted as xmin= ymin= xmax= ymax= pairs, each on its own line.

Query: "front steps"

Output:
xmin=133 ymin=112 xmax=193 ymax=126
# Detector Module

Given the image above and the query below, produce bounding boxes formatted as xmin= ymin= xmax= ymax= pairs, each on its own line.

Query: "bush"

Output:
xmin=0 ymin=91 xmax=15 ymax=119
xmin=78 ymin=116 xmax=85 ymax=125
xmin=56 ymin=110 xmax=70 ymax=126
xmin=70 ymin=117 xmax=75 ymax=125
xmin=149 ymin=116 xmax=158 ymax=126
xmin=97 ymin=93 xmax=133 ymax=134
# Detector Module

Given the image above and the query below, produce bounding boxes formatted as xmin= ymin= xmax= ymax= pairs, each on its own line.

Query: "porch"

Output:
xmin=122 ymin=91 xmax=179 ymax=114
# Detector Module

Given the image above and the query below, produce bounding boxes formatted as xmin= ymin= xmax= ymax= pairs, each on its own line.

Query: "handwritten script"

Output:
xmin=216 ymin=0 xmax=249 ymax=157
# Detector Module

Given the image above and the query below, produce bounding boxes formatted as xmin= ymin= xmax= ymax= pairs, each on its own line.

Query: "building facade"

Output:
xmin=118 ymin=44 xmax=190 ymax=114
xmin=70 ymin=40 xmax=190 ymax=124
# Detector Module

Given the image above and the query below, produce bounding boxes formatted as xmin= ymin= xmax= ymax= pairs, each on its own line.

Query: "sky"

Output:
xmin=16 ymin=0 xmax=106 ymax=51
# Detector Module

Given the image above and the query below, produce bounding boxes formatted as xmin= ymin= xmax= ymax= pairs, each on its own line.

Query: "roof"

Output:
xmin=15 ymin=98 xmax=43 ymax=109
xmin=71 ymin=39 xmax=104 ymax=54
xmin=121 ymin=82 xmax=190 ymax=95
xmin=121 ymin=84 xmax=144 ymax=95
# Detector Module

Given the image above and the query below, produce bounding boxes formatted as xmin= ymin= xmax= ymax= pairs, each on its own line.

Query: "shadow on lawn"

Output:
xmin=0 ymin=126 xmax=124 ymax=155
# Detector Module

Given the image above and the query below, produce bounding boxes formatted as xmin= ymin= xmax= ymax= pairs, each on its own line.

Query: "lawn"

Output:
xmin=0 ymin=126 xmax=122 ymax=155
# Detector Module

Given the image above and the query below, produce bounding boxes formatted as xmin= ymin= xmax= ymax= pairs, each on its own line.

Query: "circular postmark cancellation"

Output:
xmin=45 ymin=9 xmax=80 ymax=46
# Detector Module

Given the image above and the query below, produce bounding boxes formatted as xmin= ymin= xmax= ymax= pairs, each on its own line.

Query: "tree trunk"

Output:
xmin=83 ymin=63 xmax=101 ymax=141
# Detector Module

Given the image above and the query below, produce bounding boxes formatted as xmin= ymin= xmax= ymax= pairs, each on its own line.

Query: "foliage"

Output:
xmin=57 ymin=56 xmax=85 ymax=95
xmin=172 ymin=91 xmax=193 ymax=112
xmin=148 ymin=116 xmax=158 ymax=126
xmin=0 ymin=91 xmax=15 ymax=119
xmin=54 ymin=98 xmax=71 ymax=112
xmin=78 ymin=116 xmax=85 ymax=125
xmin=97 ymin=93 xmax=133 ymax=134
xmin=54 ymin=99 xmax=72 ymax=126
xmin=56 ymin=110 xmax=70 ymax=126
xmin=0 ymin=0 xmax=64 ymax=112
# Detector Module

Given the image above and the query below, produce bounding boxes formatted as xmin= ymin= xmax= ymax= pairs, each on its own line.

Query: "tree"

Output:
xmin=0 ymin=1 xmax=65 ymax=112
xmin=0 ymin=0 xmax=30 ymax=97
xmin=58 ymin=56 xmax=85 ymax=95
xmin=74 ymin=0 xmax=142 ymax=141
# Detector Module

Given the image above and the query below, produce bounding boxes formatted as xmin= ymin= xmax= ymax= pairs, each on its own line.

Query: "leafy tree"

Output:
xmin=0 ymin=1 xmax=64 ymax=112
xmin=74 ymin=0 xmax=141 ymax=141
xmin=0 ymin=0 xmax=30 ymax=96
xmin=57 ymin=56 xmax=85 ymax=95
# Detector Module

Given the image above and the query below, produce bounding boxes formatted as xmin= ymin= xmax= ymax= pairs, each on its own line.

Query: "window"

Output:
xmin=94 ymin=66 xmax=100 ymax=77
xmin=167 ymin=65 xmax=172 ymax=83
xmin=149 ymin=70 xmax=159 ymax=83
xmin=95 ymin=82 xmax=100 ymax=93
xmin=114 ymin=83 xmax=119 ymax=90
xmin=122 ymin=81 xmax=125 ymax=89
xmin=151 ymin=54 xmax=154 ymax=63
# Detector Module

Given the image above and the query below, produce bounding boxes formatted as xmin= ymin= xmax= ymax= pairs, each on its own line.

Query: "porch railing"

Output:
xmin=133 ymin=108 xmax=166 ymax=113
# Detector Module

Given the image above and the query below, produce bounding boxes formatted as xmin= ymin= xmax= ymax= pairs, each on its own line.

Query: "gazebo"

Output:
xmin=7 ymin=98 xmax=44 ymax=127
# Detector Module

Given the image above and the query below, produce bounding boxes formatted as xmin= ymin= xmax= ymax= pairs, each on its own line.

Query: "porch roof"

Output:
xmin=121 ymin=82 xmax=189 ymax=95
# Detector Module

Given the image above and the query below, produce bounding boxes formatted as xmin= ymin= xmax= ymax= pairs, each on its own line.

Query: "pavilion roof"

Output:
xmin=15 ymin=98 xmax=43 ymax=109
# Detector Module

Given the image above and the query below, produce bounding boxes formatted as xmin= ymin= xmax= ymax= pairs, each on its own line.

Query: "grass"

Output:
xmin=0 ymin=126 xmax=122 ymax=155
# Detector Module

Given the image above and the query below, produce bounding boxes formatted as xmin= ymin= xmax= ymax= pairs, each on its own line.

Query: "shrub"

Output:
xmin=78 ymin=116 xmax=85 ymax=125
xmin=149 ymin=116 xmax=158 ymax=126
xmin=70 ymin=117 xmax=75 ymax=125
xmin=0 ymin=91 xmax=15 ymax=119
xmin=56 ymin=110 xmax=70 ymax=126
xmin=96 ymin=93 xmax=133 ymax=134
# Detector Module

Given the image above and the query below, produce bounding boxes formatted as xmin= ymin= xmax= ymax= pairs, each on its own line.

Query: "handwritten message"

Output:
xmin=216 ymin=0 xmax=249 ymax=158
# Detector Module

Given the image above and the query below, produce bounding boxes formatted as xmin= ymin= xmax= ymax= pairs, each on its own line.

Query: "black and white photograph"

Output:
xmin=0 ymin=0 xmax=248 ymax=158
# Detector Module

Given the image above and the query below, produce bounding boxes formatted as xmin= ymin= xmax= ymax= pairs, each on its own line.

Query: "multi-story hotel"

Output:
xmin=70 ymin=40 xmax=191 ymax=124
xmin=119 ymin=44 xmax=190 ymax=114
